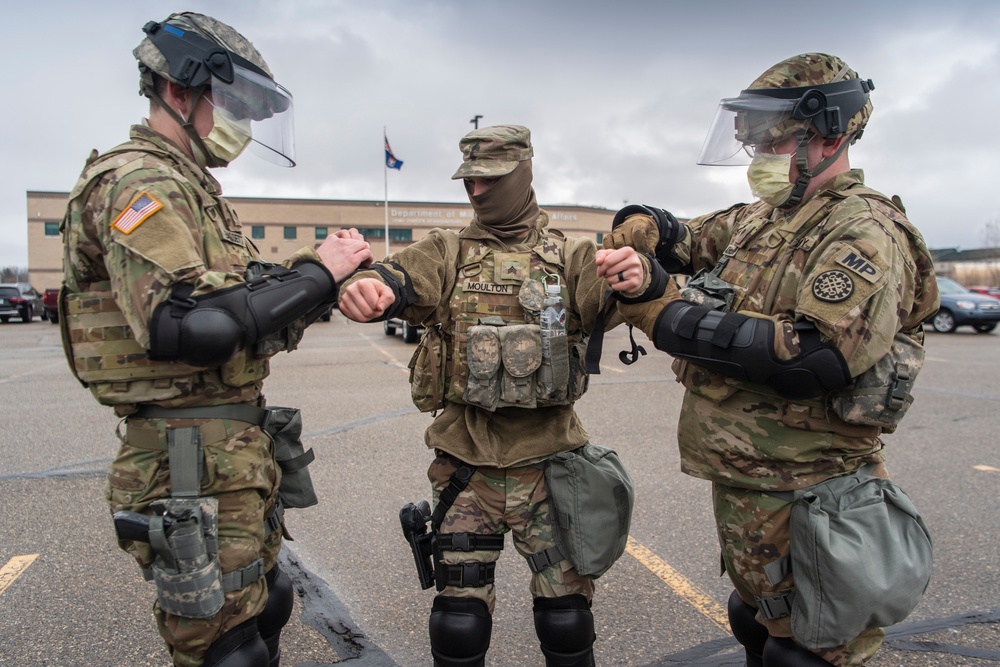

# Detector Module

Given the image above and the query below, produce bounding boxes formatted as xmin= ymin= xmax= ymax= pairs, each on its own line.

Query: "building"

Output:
xmin=26 ymin=191 xmax=615 ymax=290
xmin=930 ymin=247 xmax=1000 ymax=286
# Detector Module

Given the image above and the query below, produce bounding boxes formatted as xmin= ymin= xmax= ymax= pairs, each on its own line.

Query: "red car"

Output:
xmin=967 ymin=286 xmax=1000 ymax=300
xmin=43 ymin=288 xmax=60 ymax=324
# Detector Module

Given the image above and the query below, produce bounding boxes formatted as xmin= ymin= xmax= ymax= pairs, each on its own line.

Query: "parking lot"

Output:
xmin=0 ymin=316 xmax=998 ymax=666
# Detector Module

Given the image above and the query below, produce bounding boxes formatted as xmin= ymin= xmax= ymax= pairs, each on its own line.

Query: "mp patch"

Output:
xmin=812 ymin=270 xmax=854 ymax=302
xmin=835 ymin=247 xmax=883 ymax=283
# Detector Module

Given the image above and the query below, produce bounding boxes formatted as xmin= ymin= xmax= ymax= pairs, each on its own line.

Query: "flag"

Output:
xmin=385 ymin=134 xmax=403 ymax=170
xmin=111 ymin=192 xmax=162 ymax=234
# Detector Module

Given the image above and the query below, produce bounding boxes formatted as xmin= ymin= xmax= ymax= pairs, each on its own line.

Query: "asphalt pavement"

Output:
xmin=0 ymin=315 xmax=997 ymax=666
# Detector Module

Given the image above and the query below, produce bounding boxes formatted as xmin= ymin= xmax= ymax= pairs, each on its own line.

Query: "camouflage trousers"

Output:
xmin=712 ymin=481 xmax=884 ymax=666
xmin=428 ymin=454 xmax=594 ymax=613
xmin=105 ymin=415 xmax=282 ymax=667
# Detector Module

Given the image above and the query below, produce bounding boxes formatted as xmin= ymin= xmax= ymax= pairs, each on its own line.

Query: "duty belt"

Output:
xmin=131 ymin=403 xmax=269 ymax=427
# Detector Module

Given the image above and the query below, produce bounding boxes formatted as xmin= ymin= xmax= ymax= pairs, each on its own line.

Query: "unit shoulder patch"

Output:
xmin=111 ymin=192 xmax=163 ymax=234
xmin=812 ymin=270 xmax=854 ymax=303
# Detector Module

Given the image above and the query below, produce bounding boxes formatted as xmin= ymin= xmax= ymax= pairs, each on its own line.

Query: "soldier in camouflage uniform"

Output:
xmin=60 ymin=13 xmax=373 ymax=667
xmin=340 ymin=125 xmax=638 ymax=667
xmin=597 ymin=54 xmax=940 ymax=666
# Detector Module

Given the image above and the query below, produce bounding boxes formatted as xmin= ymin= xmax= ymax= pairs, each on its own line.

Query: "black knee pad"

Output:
xmin=763 ymin=636 xmax=834 ymax=667
xmin=259 ymin=565 xmax=294 ymax=639
xmin=533 ymin=595 xmax=596 ymax=667
xmin=258 ymin=565 xmax=294 ymax=666
xmin=727 ymin=590 xmax=767 ymax=665
xmin=202 ymin=619 xmax=269 ymax=667
xmin=428 ymin=596 xmax=492 ymax=667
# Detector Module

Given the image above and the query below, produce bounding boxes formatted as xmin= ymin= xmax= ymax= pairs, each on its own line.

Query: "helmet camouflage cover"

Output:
xmin=739 ymin=52 xmax=873 ymax=145
xmin=134 ymin=12 xmax=273 ymax=89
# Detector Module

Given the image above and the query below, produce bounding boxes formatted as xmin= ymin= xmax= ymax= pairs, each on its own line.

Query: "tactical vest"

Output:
xmin=408 ymin=231 xmax=589 ymax=412
xmin=677 ymin=186 xmax=926 ymax=436
xmin=60 ymin=143 xmax=268 ymax=407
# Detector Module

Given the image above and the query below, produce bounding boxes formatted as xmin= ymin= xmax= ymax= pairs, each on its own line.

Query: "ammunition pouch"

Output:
xmin=408 ymin=325 xmax=448 ymax=413
xmin=827 ymin=332 xmax=924 ymax=433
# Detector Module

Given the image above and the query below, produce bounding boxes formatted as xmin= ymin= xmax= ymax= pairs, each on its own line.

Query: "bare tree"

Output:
xmin=0 ymin=266 xmax=28 ymax=283
xmin=982 ymin=219 xmax=1000 ymax=286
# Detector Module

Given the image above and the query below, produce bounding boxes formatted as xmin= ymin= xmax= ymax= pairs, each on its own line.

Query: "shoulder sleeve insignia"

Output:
xmin=111 ymin=192 xmax=163 ymax=234
xmin=812 ymin=270 xmax=854 ymax=302
xmin=835 ymin=246 xmax=883 ymax=283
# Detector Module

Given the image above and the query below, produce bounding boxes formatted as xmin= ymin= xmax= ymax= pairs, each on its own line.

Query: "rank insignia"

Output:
xmin=812 ymin=270 xmax=854 ymax=302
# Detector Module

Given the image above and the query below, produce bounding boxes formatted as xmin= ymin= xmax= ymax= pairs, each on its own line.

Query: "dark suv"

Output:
xmin=0 ymin=283 xmax=43 ymax=323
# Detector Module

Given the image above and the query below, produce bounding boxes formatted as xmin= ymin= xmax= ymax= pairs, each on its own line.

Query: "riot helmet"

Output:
xmin=697 ymin=53 xmax=872 ymax=208
xmin=135 ymin=12 xmax=295 ymax=167
xmin=698 ymin=53 xmax=872 ymax=166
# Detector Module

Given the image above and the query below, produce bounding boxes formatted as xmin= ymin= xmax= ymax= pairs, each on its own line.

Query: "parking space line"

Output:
xmin=357 ymin=331 xmax=409 ymax=373
xmin=625 ymin=536 xmax=730 ymax=631
xmin=974 ymin=464 xmax=999 ymax=473
xmin=0 ymin=554 xmax=38 ymax=596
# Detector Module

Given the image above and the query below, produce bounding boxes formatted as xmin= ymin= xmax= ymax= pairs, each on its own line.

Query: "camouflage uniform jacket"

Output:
xmin=341 ymin=212 xmax=612 ymax=468
xmin=61 ymin=124 xmax=317 ymax=416
xmin=667 ymin=170 xmax=939 ymax=490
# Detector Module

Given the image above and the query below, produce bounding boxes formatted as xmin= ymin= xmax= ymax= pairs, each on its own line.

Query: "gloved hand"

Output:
xmin=602 ymin=213 xmax=659 ymax=254
xmin=616 ymin=278 xmax=682 ymax=339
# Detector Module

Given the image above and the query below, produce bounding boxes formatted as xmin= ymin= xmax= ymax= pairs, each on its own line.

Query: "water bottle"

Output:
xmin=540 ymin=281 xmax=566 ymax=359
xmin=538 ymin=280 xmax=568 ymax=401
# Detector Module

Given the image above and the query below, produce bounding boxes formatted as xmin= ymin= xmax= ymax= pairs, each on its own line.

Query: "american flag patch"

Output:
xmin=111 ymin=192 xmax=163 ymax=234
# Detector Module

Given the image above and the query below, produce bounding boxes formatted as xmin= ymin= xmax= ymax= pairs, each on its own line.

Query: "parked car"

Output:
xmin=0 ymin=283 xmax=43 ymax=323
xmin=43 ymin=288 xmax=60 ymax=324
xmin=967 ymin=285 xmax=1000 ymax=300
xmin=384 ymin=317 xmax=422 ymax=343
xmin=927 ymin=277 xmax=1000 ymax=333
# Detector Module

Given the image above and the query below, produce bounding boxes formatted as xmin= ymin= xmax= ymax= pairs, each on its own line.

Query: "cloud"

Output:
xmin=4 ymin=0 xmax=999 ymax=268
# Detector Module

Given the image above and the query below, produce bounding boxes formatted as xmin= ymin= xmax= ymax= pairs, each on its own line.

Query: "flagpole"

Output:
xmin=383 ymin=125 xmax=390 ymax=258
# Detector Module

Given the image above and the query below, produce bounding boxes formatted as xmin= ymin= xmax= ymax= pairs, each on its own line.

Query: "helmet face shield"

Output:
xmin=697 ymin=94 xmax=799 ymax=166
xmin=211 ymin=65 xmax=295 ymax=166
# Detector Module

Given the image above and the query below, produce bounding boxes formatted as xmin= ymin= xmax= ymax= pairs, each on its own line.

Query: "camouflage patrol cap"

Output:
xmin=737 ymin=53 xmax=874 ymax=144
xmin=451 ymin=125 xmax=534 ymax=179
xmin=134 ymin=12 xmax=273 ymax=90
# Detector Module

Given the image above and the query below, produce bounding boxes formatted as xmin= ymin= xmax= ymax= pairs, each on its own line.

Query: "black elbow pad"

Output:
xmin=651 ymin=302 xmax=851 ymax=399
xmin=148 ymin=261 xmax=336 ymax=366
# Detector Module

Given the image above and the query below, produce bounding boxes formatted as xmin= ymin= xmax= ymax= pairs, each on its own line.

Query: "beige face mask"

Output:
xmin=747 ymin=151 xmax=794 ymax=207
xmin=202 ymin=107 xmax=252 ymax=166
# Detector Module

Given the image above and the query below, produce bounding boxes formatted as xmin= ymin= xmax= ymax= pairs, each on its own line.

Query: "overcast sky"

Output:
xmin=4 ymin=0 xmax=999 ymax=267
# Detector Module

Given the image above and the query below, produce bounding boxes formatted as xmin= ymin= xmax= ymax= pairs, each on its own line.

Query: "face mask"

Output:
xmin=747 ymin=151 xmax=794 ymax=207
xmin=202 ymin=107 xmax=252 ymax=166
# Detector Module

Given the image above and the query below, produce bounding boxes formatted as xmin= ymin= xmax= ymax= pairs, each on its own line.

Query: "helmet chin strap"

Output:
xmin=146 ymin=83 xmax=226 ymax=168
xmin=780 ymin=129 xmax=856 ymax=209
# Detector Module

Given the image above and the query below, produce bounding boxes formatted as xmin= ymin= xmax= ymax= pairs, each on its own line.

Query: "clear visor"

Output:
xmin=697 ymin=94 xmax=797 ymax=166
xmin=210 ymin=64 xmax=295 ymax=167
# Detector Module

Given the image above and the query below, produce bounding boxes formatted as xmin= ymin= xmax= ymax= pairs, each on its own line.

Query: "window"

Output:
xmin=315 ymin=226 xmax=328 ymax=240
xmin=596 ymin=232 xmax=604 ymax=244
xmin=44 ymin=222 xmax=60 ymax=237
xmin=251 ymin=226 xmax=265 ymax=239
xmin=283 ymin=226 xmax=297 ymax=240
xmin=360 ymin=227 xmax=412 ymax=242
